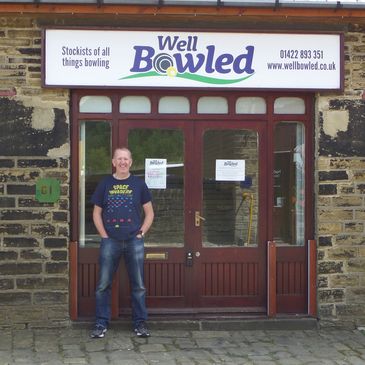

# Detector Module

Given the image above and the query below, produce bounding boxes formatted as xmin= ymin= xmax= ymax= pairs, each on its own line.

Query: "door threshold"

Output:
xmin=74 ymin=314 xmax=318 ymax=331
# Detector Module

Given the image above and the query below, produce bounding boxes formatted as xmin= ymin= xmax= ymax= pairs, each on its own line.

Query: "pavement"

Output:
xmin=1 ymin=320 xmax=365 ymax=365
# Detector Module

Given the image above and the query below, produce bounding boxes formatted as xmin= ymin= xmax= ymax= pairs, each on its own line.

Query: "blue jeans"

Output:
xmin=95 ymin=236 xmax=147 ymax=328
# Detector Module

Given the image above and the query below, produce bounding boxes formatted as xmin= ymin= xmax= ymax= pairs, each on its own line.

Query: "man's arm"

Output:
xmin=139 ymin=201 xmax=154 ymax=235
xmin=93 ymin=205 xmax=109 ymax=238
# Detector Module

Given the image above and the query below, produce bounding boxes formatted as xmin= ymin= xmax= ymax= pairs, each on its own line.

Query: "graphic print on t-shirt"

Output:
xmin=106 ymin=184 xmax=135 ymax=232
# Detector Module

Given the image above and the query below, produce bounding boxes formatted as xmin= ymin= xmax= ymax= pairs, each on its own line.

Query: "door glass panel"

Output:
xmin=79 ymin=121 xmax=112 ymax=247
xmin=273 ymin=122 xmax=305 ymax=245
xmin=128 ymin=129 xmax=184 ymax=247
xmin=203 ymin=130 xmax=259 ymax=247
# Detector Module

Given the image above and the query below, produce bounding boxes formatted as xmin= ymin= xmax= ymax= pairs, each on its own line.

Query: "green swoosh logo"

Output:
xmin=120 ymin=71 xmax=254 ymax=85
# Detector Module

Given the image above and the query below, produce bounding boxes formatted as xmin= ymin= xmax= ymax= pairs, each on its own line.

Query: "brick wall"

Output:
xmin=0 ymin=17 xmax=70 ymax=328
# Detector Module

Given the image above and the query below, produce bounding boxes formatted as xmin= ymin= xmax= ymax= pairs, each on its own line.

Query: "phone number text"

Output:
xmin=280 ymin=50 xmax=324 ymax=60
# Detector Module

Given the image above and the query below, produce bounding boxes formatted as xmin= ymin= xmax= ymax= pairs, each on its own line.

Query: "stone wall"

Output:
xmin=316 ymin=28 xmax=365 ymax=326
xmin=0 ymin=17 xmax=70 ymax=328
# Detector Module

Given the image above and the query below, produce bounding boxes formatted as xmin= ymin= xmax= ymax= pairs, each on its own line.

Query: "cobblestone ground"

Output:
xmin=0 ymin=327 xmax=364 ymax=365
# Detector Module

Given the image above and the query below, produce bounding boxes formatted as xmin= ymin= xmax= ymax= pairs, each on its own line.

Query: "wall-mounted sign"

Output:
xmin=35 ymin=178 xmax=61 ymax=203
xmin=43 ymin=29 xmax=342 ymax=90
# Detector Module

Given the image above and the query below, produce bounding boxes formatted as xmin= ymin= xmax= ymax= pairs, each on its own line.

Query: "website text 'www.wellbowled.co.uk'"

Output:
xmin=267 ymin=60 xmax=336 ymax=71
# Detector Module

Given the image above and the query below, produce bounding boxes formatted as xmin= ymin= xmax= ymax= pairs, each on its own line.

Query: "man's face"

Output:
xmin=112 ymin=149 xmax=132 ymax=175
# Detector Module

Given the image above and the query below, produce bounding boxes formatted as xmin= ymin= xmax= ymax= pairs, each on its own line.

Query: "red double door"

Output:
xmin=76 ymin=119 xmax=269 ymax=317
xmin=73 ymin=91 xmax=312 ymax=319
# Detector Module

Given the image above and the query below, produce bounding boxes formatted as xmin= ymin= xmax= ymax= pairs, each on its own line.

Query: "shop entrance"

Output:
xmin=71 ymin=91 xmax=313 ymax=318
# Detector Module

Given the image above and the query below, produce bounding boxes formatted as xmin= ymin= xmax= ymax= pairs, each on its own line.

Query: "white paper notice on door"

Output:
xmin=145 ymin=158 xmax=167 ymax=189
xmin=215 ymin=159 xmax=245 ymax=181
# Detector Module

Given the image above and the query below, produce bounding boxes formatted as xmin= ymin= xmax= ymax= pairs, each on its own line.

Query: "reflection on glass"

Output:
xmin=79 ymin=121 xmax=112 ymax=247
xmin=203 ymin=130 xmax=259 ymax=247
xmin=128 ymin=129 xmax=184 ymax=247
xmin=273 ymin=122 xmax=305 ymax=245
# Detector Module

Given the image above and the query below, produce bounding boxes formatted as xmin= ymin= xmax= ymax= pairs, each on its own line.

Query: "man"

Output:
xmin=90 ymin=147 xmax=154 ymax=338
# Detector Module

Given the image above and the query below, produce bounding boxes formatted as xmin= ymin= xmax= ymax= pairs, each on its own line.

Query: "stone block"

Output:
xmin=318 ymin=184 xmax=337 ymax=195
xmin=327 ymin=247 xmax=358 ymax=260
xmin=45 ymin=262 xmax=68 ymax=274
xmin=51 ymin=250 xmax=68 ymax=261
xmin=4 ymin=237 xmax=39 ymax=248
xmin=318 ymin=209 xmax=353 ymax=221
xmin=329 ymin=274 xmax=359 ymax=287
xmin=0 ymin=197 xmax=15 ymax=207
xmin=318 ymin=261 xmax=343 ymax=274
xmin=0 ymin=224 xmax=27 ymax=235
xmin=336 ymin=234 xmax=365 ymax=246
xmin=0 ymin=159 xmax=15 ymax=168
xmin=0 ymin=278 xmax=14 ymax=290
xmin=0 ymin=292 xmax=31 ymax=305
xmin=0 ymin=251 xmax=18 ymax=260
xmin=344 ymin=222 xmax=364 ymax=233
xmin=318 ymin=222 xmax=343 ymax=235
xmin=318 ymin=289 xmax=345 ymax=303
xmin=10 ymin=308 xmax=46 ymax=323
xmin=317 ymin=196 xmax=332 ymax=206
xmin=347 ymin=288 xmax=365 ymax=304
xmin=58 ymin=225 xmax=69 ymax=237
xmin=7 ymin=184 xmax=35 ymax=195
xmin=319 ymin=170 xmax=349 ymax=181
xmin=318 ymin=276 xmax=328 ymax=288
xmin=333 ymin=196 xmax=363 ymax=207
xmin=348 ymin=258 xmax=365 ymax=272
xmin=52 ymin=211 xmax=68 ymax=222
xmin=336 ymin=303 xmax=365 ymax=316
xmin=318 ymin=304 xmax=335 ymax=317
xmin=31 ymin=224 xmax=56 ymax=236
xmin=1 ymin=210 xmax=49 ymax=221
xmin=44 ymin=237 xmax=67 ymax=248
xmin=16 ymin=277 xmax=68 ymax=290
xmin=46 ymin=306 xmax=69 ymax=320
xmin=17 ymin=159 xmax=58 ymax=168
xmin=339 ymin=185 xmax=355 ymax=194
xmin=18 ymin=198 xmax=53 ymax=208
xmin=33 ymin=291 xmax=67 ymax=305
xmin=20 ymin=249 xmax=47 ymax=260
xmin=318 ymin=236 xmax=333 ymax=247
xmin=0 ymin=262 xmax=42 ymax=275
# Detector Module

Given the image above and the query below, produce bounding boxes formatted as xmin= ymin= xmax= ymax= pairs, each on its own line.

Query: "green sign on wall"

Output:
xmin=35 ymin=178 xmax=60 ymax=203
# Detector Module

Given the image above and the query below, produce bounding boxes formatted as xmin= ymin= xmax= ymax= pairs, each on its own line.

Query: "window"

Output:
xmin=274 ymin=97 xmax=305 ymax=114
xmin=273 ymin=122 xmax=305 ymax=245
xmin=198 ymin=96 xmax=228 ymax=114
xmin=158 ymin=96 xmax=190 ymax=114
xmin=120 ymin=96 xmax=151 ymax=113
xmin=79 ymin=96 xmax=112 ymax=113
xmin=236 ymin=97 xmax=266 ymax=114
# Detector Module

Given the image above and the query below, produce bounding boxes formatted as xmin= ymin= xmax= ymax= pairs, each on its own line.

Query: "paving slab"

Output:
xmin=0 ymin=323 xmax=364 ymax=365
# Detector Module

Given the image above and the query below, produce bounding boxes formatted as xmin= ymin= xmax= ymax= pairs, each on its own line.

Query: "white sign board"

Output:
xmin=216 ymin=160 xmax=245 ymax=181
xmin=44 ymin=29 xmax=342 ymax=90
xmin=145 ymin=159 xmax=167 ymax=189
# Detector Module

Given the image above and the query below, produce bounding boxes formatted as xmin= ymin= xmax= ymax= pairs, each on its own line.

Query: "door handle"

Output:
xmin=195 ymin=211 xmax=206 ymax=227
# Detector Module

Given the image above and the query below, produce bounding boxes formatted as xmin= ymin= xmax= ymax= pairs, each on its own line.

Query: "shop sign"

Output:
xmin=43 ymin=29 xmax=342 ymax=90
